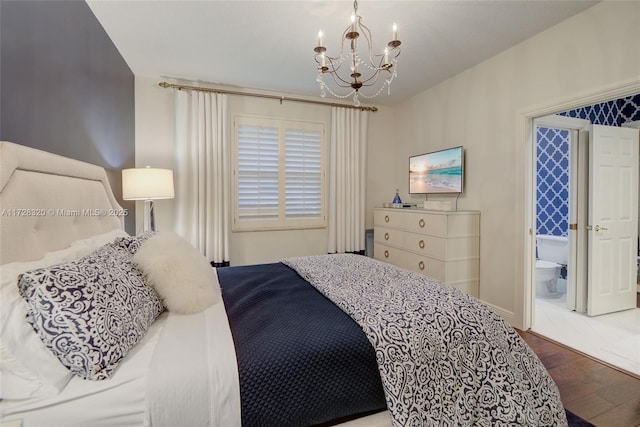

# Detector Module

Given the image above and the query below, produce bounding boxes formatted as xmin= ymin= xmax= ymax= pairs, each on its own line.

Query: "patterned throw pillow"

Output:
xmin=17 ymin=241 xmax=164 ymax=380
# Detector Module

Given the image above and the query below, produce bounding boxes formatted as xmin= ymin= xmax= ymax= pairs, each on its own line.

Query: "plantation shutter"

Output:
xmin=233 ymin=116 xmax=325 ymax=231
xmin=236 ymin=123 xmax=279 ymax=221
xmin=285 ymin=126 xmax=323 ymax=219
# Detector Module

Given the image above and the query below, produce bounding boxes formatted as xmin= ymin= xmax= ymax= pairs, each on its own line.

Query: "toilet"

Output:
xmin=535 ymin=235 xmax=569 ymax=298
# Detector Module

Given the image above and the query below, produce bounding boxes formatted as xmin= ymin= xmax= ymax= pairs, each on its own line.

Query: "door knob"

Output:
xmin=594 ymin=225 xmax=608 ymax=232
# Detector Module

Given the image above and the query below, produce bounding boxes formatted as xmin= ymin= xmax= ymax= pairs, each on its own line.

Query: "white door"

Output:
xmin=574 ymin=130 xmax=589 ymax=313
xmin=588 ymin=125 xmax=639 ymax=316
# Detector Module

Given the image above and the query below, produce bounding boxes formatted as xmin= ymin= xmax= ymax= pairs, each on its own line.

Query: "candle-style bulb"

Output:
xmin=392 ymin=22 xmax=398 ymax=40
xmin=317 ymin=30 xmax=324 ymax=47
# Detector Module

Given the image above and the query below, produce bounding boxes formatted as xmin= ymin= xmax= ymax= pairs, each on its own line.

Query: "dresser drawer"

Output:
xmin=373 ymin=243 xmax=403 ymax=265
xmin=374 ymin=241 xmax=479 ymax=297
xmin=403 ymin=233 xmax=446 ymax=259
xmin=403 ymin=233 xmax=480 ymax=260
xmin=374 ymin=244 xmax=444 ymax=281
xmin=403 ymin=212 xmax=447 ymax=236
xmin=444 ymin=259 xmax=480 ymax=283
xmin=396 ymin=252 xmax=445 ymax=281
xmin=373 ymin=209 xmax=404 ymax=228
xmin=398 ymin=255 xmax=479 ymax=285
xmin=374 ymin=226 xmax=403 ymax=247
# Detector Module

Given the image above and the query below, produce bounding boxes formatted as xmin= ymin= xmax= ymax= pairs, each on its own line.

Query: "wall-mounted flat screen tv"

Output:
xmin=409 ymin=146 xmax=464 ymax=194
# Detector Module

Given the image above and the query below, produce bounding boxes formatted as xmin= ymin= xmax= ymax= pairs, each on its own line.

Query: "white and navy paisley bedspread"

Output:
xmin=282 ymin=254 xmax=568 ymax=427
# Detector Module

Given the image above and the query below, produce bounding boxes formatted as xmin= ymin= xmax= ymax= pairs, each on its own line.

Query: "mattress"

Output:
xmin=0 ymin=313 xmax=168 ymax=427
xmin=1 ymin=296 xmax=241 ymax=427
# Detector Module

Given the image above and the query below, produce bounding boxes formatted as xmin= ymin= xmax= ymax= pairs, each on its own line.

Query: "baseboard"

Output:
xmin=481 ymin=301 xmax=518 ymax=327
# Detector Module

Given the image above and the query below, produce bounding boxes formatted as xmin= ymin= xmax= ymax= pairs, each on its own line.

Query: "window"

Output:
xmin=233 ymin=116 xmax=326 ymax=231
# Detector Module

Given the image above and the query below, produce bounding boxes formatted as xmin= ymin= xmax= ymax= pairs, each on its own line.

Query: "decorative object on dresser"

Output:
xmin=422 ymin=200 xmax=455 ymax=211
xmin=392 ymin=188 xmax=402 ymax=207
xmin=373 ymin=207 xmax=480 ymax=297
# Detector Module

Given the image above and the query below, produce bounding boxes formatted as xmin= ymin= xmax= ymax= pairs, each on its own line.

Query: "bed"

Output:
xmin=0 ymin=141 xmax=568 ymax=427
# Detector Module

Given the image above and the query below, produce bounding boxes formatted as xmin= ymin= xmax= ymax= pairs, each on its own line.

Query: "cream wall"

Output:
xmin=136 ymin=1 xmax=639 ymax=328
xmin=134 ymin=79 xmax=175 ymax=235
xmin=367 ymin=1 xmax=640 ymax=327
xmin=134 ymin=78 xmax=342 ymax=265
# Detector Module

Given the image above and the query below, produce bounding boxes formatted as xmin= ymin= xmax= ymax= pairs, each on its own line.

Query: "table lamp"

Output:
xmin=122 ymin=167 xmax=174 ymax=232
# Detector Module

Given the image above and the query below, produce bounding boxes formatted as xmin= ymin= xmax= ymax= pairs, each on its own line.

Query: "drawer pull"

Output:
xmin=384 ymin=232 xmax=390 ymax=240
xmin=384 ymin=215 xmax=390 ymax=223
xmin=418 ymin=261 xmax=425 ymax=270
xmin=418 ymin=240 xmax=425 ymax=249
xmin=418 ymin=218 xmax=425 ymax=228
xmin=384 ymin=250 xmax=389 ymax=258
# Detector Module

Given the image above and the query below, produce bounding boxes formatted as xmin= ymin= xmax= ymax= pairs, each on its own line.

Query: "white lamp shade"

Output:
xmin=122 ymin=168 xmax=175 ymax=200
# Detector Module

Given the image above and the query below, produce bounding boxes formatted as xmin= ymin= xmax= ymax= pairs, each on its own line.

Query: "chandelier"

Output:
xmin=314 ymin=0 xmax=401 ymax=106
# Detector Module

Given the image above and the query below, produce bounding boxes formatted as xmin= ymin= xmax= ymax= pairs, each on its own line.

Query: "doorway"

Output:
xmin=528 ymin=95 xmax=640 ymax=376
xmin=533 ymin=115 xmax=589 ymax=313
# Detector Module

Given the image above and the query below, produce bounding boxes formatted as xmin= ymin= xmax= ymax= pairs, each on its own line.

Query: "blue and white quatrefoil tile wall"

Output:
xmin=536 ymin=128 xmax=570 ymax=236
xmin=536 ymin=94 xmax=640 ymax=238
xmin=559 ymin=94 xmax=640 ymax=125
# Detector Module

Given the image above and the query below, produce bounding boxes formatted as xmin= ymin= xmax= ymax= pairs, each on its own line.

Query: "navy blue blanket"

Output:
xmin=217 ymin=263 xmax=387 ymax=426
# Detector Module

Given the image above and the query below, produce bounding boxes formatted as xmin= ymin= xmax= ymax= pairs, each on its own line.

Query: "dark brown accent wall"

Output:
xmin=0 ymin=0 xmax=135 ymax=233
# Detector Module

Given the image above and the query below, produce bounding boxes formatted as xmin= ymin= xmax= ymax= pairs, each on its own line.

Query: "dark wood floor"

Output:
xmin=518 ymin=329 xmax=640 ymax=427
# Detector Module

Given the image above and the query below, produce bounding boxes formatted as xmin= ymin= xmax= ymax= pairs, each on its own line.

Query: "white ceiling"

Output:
xmin=87 ymin=0 xmax=598 ymax=106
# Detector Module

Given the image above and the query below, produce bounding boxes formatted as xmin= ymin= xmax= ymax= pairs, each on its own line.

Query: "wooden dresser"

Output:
xmin=373 ymin=208 xmax=480 ymax=297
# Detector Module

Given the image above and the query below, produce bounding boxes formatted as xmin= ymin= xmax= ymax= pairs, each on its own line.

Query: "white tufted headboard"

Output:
xmin=0 ymin=141 xmax=125 ymax=264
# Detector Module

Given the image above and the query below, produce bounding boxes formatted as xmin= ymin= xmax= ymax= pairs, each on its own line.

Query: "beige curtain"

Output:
xmin=174 ymin=90 xmax=229 ymax=265
xmin=328 ymin=107 xmax=368 ymax=253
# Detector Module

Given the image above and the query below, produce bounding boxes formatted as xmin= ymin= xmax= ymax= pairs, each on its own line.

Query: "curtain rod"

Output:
xmin=158 ymin=81 xmax=378 ymax=112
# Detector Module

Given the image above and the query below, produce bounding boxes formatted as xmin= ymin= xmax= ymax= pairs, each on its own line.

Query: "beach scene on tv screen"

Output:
xmin=410 ymin=148 xmax=462 ymax=193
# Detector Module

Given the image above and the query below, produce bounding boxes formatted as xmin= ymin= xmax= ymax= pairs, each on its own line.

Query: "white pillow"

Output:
xmin=70 ymin=228 xmax=130 ymax=252
xmin=133 ymin=232 xmax=221 ymax=314
xmin=0 ymin=228 xmax=128 ymax=399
